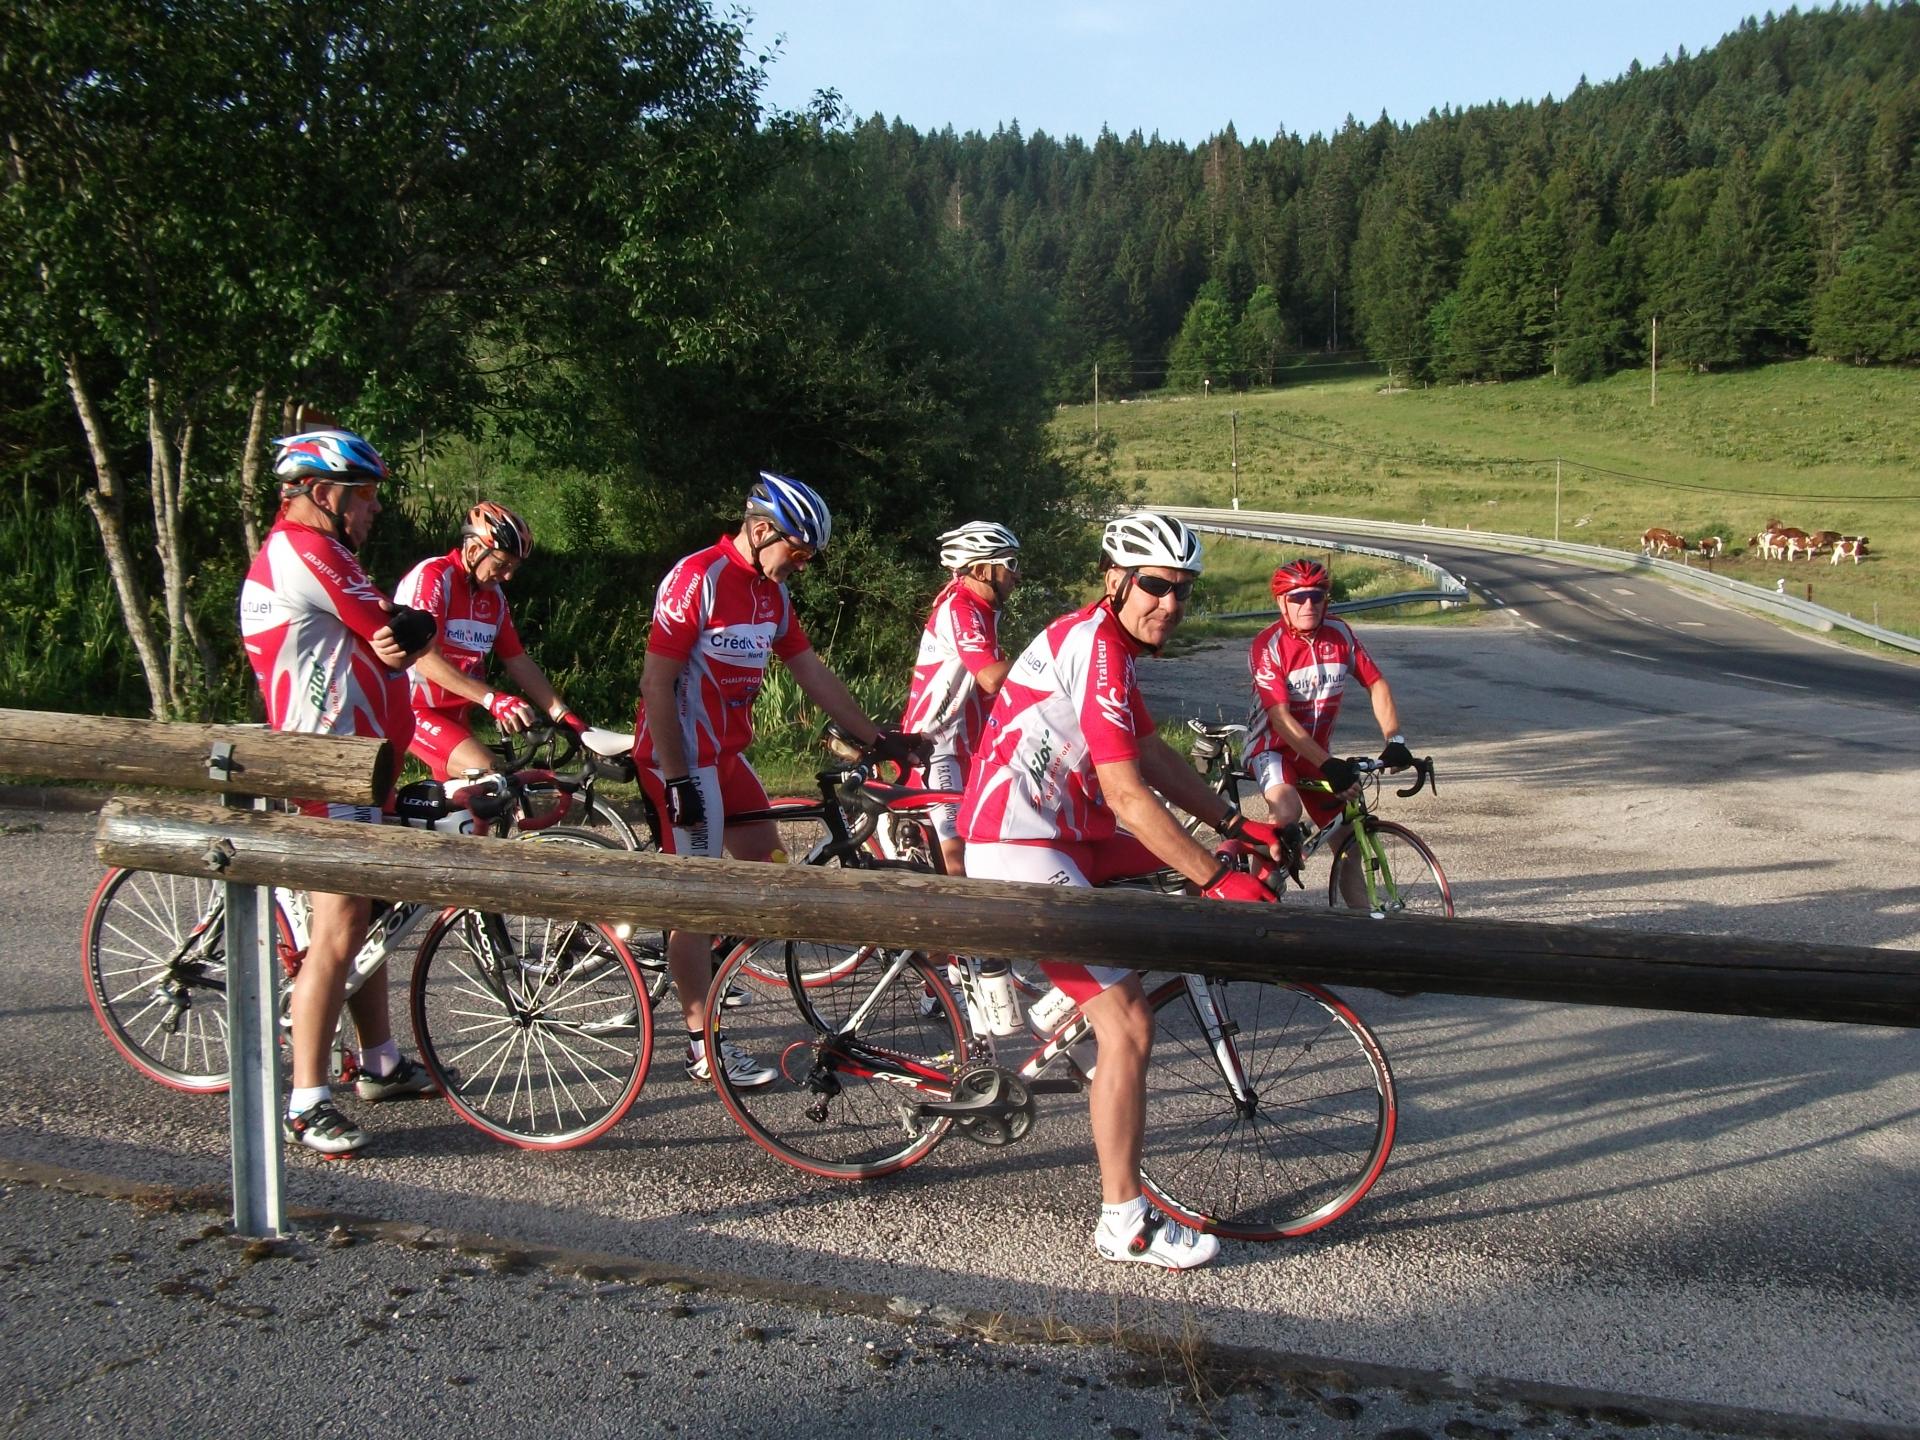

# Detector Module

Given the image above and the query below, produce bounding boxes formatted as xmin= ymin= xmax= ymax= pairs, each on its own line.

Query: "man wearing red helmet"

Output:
xmin=1247 ymin=558 xmax=1413 ymax=895
xmin=395 ymin=501 xmax=587 ymax=783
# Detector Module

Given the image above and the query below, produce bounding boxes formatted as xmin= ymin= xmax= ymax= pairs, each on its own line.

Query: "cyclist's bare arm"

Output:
xmin=498 ymin=650 xmax=566 ymax=720
xmin=1095 ymin=755 xmax=1224 ymax=889
xmin=1365 ymin=674 xmax=1405 ymax=748
xmin=783 ymin=647 xmax=883 ymax=746
xmin=412 ymin=645 xmax=494 ymax=709
xmin=639 ymin=650 xmax=691 ymax=779
xmin=1262 ymin=701 xmax=1335 ymax=771
xmin=975 ymin=656 xmax=1013 ymax=695
xmin=1141 ymin=736 xmax=1282 ymax=860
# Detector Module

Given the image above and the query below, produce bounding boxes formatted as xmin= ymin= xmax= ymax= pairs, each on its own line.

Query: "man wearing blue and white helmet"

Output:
xmin=635 ymin=471 xmax=925 ymax=1089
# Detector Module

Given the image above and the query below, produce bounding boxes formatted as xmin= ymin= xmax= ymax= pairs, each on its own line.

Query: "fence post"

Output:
xmin=211 ymin=744 xmax=285 ymax=1238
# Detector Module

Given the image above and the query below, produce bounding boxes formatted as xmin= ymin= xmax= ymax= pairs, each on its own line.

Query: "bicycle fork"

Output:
xmin=1185 ymin=975 xmax=1257 ymax=1117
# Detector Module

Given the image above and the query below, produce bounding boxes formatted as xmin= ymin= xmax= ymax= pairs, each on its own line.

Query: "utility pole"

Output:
xmin=1554 ymin=458 xmax=1562 ymax=542
xmin=1093 ymin=361 xmax=1099 ymax=437
xmin=1230 ymin=410 xmax=1240 ymax=510
xmin=1650 ymin=316 xmax=1658 ymax=407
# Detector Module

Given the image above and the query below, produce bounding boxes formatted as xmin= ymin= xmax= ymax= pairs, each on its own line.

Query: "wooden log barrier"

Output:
xmin=97 ymin=796 xmax=1920 ymax=1028
xmin=1 ymin=708 xmax=393 ymax=805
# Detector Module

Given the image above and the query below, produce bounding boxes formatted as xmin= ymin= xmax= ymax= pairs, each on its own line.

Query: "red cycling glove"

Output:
xmin=1201 ymin=865 xmax=1274 ymax=904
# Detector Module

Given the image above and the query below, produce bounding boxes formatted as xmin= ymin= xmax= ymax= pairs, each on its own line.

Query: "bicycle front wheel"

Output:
xmin=569 ymin=793 xmax=644 ymax=850
xmin=410 ymin=908 xmax=652 ymax=1149
xmin=709 ymin=941 xmax=966 ymax=1179
xmin=82 ymin=868 xmax=292 ymax=1093
xmin=522 ymin=825 xmax=668 ymax=978
xmin=1140 ymin=976 xmax=1396 ymax=1240
xmin=1327 ymin=820 xmax=1453 ymax=917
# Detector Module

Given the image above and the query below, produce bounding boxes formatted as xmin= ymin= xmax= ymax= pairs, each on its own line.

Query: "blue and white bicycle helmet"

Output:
xmin=745 ymin=472 xmax=833 ymax=551
xmin=271 ymin=429 xmax=389 ymax=496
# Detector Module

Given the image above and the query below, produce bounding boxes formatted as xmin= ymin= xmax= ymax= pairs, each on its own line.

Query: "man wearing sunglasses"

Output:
xmin=636 ymin=472 xmax=924 ymax=1090
xmin=899 ymin=521 xmax=1022 ymax=877
xmin=959 ymin=512 xmax=1284 ymax=1271
xmin=1247 ymin=558 xmax=1413 ymax=874
xmin=396 ymin=501 xmax=589 ymax=784
xmin=240 ymin=426 xmax=440 ymax=1155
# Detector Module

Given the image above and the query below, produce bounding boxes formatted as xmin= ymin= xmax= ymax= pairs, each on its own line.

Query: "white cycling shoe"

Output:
xmin=1094 ymin=1206 xmax=1220 ymax=1271
xmin=686 ymin=1037 xmax=776 ymax=1089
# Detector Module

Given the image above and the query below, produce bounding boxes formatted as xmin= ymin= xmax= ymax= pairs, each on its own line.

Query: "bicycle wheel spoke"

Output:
xmin=1141 ymin=978 xmax=1395 ymax=1240
xmin=412 ymin=908 xmax=651 ymax=1149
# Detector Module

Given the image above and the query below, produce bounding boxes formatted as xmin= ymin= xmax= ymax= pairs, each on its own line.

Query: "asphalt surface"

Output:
xmin=3 ymin=545 xmax=1918 ymax=1438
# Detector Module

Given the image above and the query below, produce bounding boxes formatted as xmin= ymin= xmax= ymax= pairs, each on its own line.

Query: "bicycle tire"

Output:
xmin=708 ymin=941 xmax=966 ymax=1179
xmin=570 ymin=793 xmax=644 ymax=850
xmin=521 ymin=825 xmax=668 ymax=970
xmin=1327 ymin=820 xmax=1453 ymax=918
xmin=82 ymin=868 xmax=294 ymax=1094
xmin=410 ymin=907 xmax=652 ymax=1149
xmin=1140 ymin=975 xmax=1396 ymax=1240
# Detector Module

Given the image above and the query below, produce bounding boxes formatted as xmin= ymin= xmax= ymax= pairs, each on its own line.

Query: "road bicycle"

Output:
xmin=82 ymin=737 xmax=655 ymax=1150
xmin=703 ymin=754 xmax=1398 ymax=1240
xmin=1181 ymin=719 xmax=1453 ymax=918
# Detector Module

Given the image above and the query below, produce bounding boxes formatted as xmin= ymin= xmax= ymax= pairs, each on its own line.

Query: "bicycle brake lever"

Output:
xmin=1396 ymin=759 xmax=1434 ymax=799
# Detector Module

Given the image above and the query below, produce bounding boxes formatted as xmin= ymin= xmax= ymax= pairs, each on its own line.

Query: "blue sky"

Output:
xmin=735 ymin=1 xmax=1790 ymax=144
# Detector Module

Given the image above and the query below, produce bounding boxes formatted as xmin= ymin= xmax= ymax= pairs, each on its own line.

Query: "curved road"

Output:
xmin=1232 ymin=517 xmax=1920 ymax=707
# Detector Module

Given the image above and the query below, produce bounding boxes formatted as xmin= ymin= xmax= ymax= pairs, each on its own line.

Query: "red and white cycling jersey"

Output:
xmin=393 ymin=548 xmax=526 ymax=712
xmin=239 ymin=518 xmax=412 ymax=751
xmin=1244 ymin=616 xmax=1381 ymax=764
xmin=900 ymin=579 xmax=1001 ymax=761
xmin=633 ymin=536 xmax=811 ymax=769
xmin=959 ymin=600 xmax=1155 ymax=845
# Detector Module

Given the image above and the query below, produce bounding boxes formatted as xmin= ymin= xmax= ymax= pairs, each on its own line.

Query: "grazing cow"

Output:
xmin=1831 ymin=536 xmax=1870 ymax=565
xmin=1761 ymin=526 xmax=1810 ymax=561
xmin=1807 ymin=530 xmax=1843 ymax=554
xmin=1641 ymin=527 xmax=1688 ymax=557
xmin=1695 ymin=535 xmax=1724 ymax=559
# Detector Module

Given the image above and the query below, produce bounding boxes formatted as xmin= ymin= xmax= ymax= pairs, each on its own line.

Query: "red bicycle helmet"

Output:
xmin=1269 ymin=557 xmax=1329 ymax=601
xmin=462 ymin=501 xmax=534 ymax=561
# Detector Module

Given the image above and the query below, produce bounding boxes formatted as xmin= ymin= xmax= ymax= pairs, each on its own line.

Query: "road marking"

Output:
xmin=1678 ymin=621 xmax=1707 ymax=627
xmin=1611 ymin=587 xmax=1637 ymax=596
xmin=1721 ymin=671 xmax=1811 ymax=690
xmin=1609 ymin=648 xmax=1658 ymax=662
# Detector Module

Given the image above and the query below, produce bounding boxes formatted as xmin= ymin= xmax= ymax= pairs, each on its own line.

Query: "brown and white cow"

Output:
xmin=1758 ymin=525 xmax=1811 ymax=561
xmin=1695 ymin=535 xmax=1724 ymax=559
xmin=1641 ymin=527 xmax=1688 ymax=558
xmin=1807 ymin=530 xmax=1843 ymax=554
xmin=1831 ymin=536 xmax=1870 ymax=565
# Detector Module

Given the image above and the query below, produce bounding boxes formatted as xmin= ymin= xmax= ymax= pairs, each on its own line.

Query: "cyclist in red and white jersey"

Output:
xmin=960 ymin=512 xmax=1282 ymax=1271
xmin=636 ymin=473 xmax=921 ymax=1089
xmin=1245 ymin=558 xmax=1413 ymax=862
xmin=395 ymin=501 xmax=586 ymax=782
xmin=899 ymin=521 xmax=1020 ymax=875
xmin=239 ymin=426 xmax=438 ymax=1156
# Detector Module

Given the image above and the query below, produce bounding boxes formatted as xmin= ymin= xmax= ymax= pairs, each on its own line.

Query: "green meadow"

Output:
xmin=1057 ymin=360 xmax=1920 ymax=638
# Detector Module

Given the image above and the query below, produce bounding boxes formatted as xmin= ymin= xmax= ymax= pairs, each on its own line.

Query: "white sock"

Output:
xmin=1100 ymin=1195 xmax=1150 ymax=1231
xmin=288 ymin=1085 xmax=330 ymax=1119
xmin=361 ymin=1039 xmax=399 ymax=1077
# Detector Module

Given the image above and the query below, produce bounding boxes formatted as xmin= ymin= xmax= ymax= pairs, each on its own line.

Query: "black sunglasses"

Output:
xmin=1132 ymin=573 xmax=1195 ymax=601
xmin=1283 ymin=588 xmax=1327 ymax=604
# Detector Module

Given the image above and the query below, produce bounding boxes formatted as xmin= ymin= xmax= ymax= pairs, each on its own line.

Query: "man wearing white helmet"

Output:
xmin=899 ymin=521 xmax=1021 ymax=876
xmin=636 ymin=472 xmax=925 ymax=1090
xmin=958 ymin=511 xmax=1283 ymax=1270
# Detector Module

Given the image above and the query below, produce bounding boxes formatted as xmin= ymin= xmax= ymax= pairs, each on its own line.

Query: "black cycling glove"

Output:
xmin=1379 ymin=739 xmax=1415 ymax=772
xmin=869 ymin=728 xmax=930 ymax=770
xmin=663 ymin=775 xmax=705 ymax=829
xmin=385 ymin=603 xmax=437 ymax=655
xmin=1318 ymin=755 xmax=1359 ymax=793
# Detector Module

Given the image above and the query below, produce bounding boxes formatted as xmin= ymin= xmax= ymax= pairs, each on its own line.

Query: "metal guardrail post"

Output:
xmin=211 ymin=743 xmax=284 ymax=1238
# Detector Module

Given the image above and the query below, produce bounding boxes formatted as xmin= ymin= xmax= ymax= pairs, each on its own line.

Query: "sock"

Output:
xmin=1100 ymin=1195 xmax=1150 ymax=1231
xmin=360 ymin=1039 xmax=400 ymax=1077
xmin=288 ymin=1085 xmax=330 ymax=1119
xmin=687 ymin=1030 xmax=706 ymax=1056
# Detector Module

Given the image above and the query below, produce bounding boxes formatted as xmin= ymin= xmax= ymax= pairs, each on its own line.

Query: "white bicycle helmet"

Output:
xmin=1100 ymin=512 xmax=1204 ymax=573
xmin=938 ymin=521 xmax=1021 ymax=571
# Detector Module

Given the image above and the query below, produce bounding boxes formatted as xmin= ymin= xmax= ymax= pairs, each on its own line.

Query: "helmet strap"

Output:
xmin=1104 ymin=572 xmax=1162 ymax=656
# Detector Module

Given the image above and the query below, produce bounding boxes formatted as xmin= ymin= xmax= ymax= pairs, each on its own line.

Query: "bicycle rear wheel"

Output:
xmin=568 ymin=793 xmax=644 ymax=850
xmin=1140 ymin=975 xmax=1395 ymax=1240
xmin=709 ymin=941 xmax=966 ymax=1179
xmin=410 ymin=908 xmax=651 ymax=1149
xmin=82 ymin=868 xmax=293 ymax=1093
xmin=1327 ymin=820 xmax=1453 ymax=917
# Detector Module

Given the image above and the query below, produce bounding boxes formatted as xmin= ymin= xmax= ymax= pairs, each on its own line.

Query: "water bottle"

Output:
xmin=975 ymin=959 xmax=1024 ymax=1037
xmin=1027 ymin=984 xmax=1077 ymax=1036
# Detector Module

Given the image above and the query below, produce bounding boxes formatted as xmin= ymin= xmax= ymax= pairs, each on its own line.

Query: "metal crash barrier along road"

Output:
xmin=7 ymin=707 xmax=1920 ymax=1240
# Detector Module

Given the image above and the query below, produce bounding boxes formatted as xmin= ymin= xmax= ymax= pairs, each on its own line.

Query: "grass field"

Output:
xmin=1057 ymin=360 xmax=1920 ymax=637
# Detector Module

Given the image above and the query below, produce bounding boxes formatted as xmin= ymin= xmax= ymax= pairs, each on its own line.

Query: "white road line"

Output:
xmin=1610 ymin=648 xmax=1658 ymax=662
xmin=1721 ymin=671 xmax=1811 ymax=690
xmin=1678 ymin=621 xmax=1707 ymax=627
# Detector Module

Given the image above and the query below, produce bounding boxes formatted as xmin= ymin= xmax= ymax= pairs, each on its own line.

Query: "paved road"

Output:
xmin=1239 ymin=519 xmax=1920 ymax=707
xmin=3 ymin=614 xmax=1917 ymax=1434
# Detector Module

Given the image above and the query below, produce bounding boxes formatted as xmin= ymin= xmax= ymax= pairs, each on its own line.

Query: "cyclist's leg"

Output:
xmin=1140 ymin=976 xmax=1396 ymax=1240
xmin=409 ymin=707 xmax=482 ymax=783
xmin=707 ymin=940 xmax=966 ymax=1179
xmin=922 ymin=751 xmax=967 ymax=877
